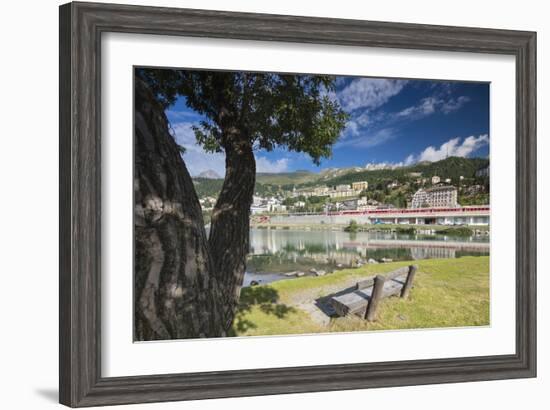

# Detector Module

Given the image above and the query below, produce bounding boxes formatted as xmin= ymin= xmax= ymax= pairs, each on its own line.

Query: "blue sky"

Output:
xmin=166 ymin=76 xmax=489 ymax=176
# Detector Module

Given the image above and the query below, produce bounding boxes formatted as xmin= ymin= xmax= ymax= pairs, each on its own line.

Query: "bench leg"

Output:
xmin=400 ymin=265 xmax=417 ymax=299
xmin=365 ymin=275 xmax=385 ymax=321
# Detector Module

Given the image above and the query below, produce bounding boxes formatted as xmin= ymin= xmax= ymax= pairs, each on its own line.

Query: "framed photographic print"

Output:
xmin=59 ymin=1 xmax=536 ymax=407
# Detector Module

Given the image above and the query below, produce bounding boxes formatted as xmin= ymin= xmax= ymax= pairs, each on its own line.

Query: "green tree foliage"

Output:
xmin=192 ymin=177 xmax=225 ymax=198
xmin=344 ymin=220 xmax=359 ymax=233
xmin=459 ymin=193 xmax=490 ymax=206
xmin=282 ymin=197 xmax=298 ymax=206
xmin=388 ymin=191 xmax=407 ymax=208
xmin=137 ymin=68 xmax=348 ymax=164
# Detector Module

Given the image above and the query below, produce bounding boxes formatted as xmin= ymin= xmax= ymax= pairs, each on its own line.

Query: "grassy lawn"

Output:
xmin=231 ymin=256 xmax=489 ymax=337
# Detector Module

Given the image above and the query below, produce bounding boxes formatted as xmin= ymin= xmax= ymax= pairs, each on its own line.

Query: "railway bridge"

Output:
xmin=260 ymin=206 xmax=490 ymax=226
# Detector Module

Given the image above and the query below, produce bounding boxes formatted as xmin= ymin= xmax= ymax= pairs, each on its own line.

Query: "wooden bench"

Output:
xmin=329 ymin=265 xmax=418 ymax=321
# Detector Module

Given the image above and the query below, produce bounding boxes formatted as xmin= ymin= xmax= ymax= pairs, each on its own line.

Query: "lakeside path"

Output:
xmin=230 ymin=256 xmax=489 ymax=336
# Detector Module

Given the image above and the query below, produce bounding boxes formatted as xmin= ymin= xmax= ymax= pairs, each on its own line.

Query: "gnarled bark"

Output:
xmin=134 ymin=77 xmax=257 ymax=340
xmin=134 ymin=78 xmax=227 ymax=340
xmin=208 ymin=137 xmax=256 ymax=326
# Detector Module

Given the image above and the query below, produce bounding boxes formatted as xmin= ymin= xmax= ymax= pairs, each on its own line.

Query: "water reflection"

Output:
xmin=244 ymin=228 xmax=489 ymax=286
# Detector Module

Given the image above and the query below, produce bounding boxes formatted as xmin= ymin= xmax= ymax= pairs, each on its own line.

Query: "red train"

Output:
xmin=342 ymin=206 xmax=490 ymax=216
xmin=285 ymin=206 xmax=490 ymax=217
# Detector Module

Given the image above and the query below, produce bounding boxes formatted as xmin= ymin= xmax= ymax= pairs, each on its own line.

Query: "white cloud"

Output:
xmin=441 ymin=96 xmax=470 ymax=114
xmin=337 ymin=81 xmax=470 ymax=150
xmin=172 ymin=122 xmax=226 ymax=177
xmin=343 ymin=111 xmax=372 ymax=138
xmin=404 ymin=154 xmax=416 ymax=166
xmin=370 ymin=134 xmax=489 ymax=170
xmin=364 ymin=153 xmax=417 ymax=170
xmin=415 ymin=134 xmax=489 ymax=162
xmin=396 ymin=95 xmax=470 ymax=120
xmin=396 ymin=97 xmax=438 ymax=119
xmin=355 ymin=111 xmax=371 ymax=126
xmin=338 ymin=79 xmax=407 ymax=111
xmin=364 ymin=161 xmax=406 ymax=170
xmin=343 ymin=120 xmax=360 ymax=137
xmin=256 ymin=157 xmax=290 ymax=173
xmin=338 ymin=128 xmax=397 ymax=148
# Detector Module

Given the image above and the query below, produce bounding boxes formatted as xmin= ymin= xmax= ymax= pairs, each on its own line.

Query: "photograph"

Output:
xmin=134 ymin=67 xmax=490 ymax=341
xmin=1 ymin=0 xmax=542 ymax=407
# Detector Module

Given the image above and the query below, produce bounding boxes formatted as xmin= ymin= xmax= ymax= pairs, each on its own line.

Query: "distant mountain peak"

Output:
xmin=197 ymin=169 xmax=222 ymax=179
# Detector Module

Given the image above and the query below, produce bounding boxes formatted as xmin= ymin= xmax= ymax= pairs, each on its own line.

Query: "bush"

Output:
xmin=395 ymin=226 xmax=415 ymax=234
xmin=344 ymin=220 xmax=359 ymax=233
xmin=436 ymin=226 xmax=473 ymax=236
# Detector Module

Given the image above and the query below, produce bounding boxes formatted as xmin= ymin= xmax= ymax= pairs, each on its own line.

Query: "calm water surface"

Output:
xmin=243 ymin=228 xmax=489 ymax=287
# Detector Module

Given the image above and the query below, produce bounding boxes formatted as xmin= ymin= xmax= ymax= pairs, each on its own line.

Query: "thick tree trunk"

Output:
xmin=208 ymin=138 xmax=256 ymax=325
xmin=134 ymin=78 xmax=227 ymax=340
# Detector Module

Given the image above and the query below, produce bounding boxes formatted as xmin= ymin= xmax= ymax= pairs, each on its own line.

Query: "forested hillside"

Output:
xmin=310 ymin=157 xmax=488 ymax=188
xmin=193 ymin=156 xmax=489 ymax=205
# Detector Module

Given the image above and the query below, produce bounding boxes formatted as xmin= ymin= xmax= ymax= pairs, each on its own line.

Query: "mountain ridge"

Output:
xmin=197 ymin=169 xmax=222 ymax=179
xmin=192 ymin=156 xmax=489 ymax=199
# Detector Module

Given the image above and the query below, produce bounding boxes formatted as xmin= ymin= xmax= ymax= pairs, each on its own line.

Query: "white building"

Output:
xmin=328 ymin=189 xmax=356 ymax=199
xmin=411 ymin=186 xmax=458 ymax=208
xmin=337 ymin=197 xmax=369 ymax=211
xmin=291 ymin=188 xmax=316 ymax=198
xmin=431 ymin=175 xmax=441 ymax=185
xmin=252 ymin=195 xmax=264 ymax=206
xmin=314 ymin=186 xmax=330 ymax=196
xmin=269 ymin=204 xmax=287 ymax=213
xmin=351 ymin=181 xmax=368 ymax=191
xmin=250 ymin=205 xmax=269 ymax=214
xmin=335 ymin=184 xmax=351 ymax=191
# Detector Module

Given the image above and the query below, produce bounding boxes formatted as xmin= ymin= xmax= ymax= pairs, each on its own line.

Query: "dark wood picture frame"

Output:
xmin=59 ymin=1 xmax=536 ymax=407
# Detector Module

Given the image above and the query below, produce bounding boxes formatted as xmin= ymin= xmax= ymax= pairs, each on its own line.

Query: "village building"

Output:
xmin=313 ymin=186 xmax=330 ymax=196
xmin=328 ymin=189 xmax=356 ymax=199
xmin=411 ymin=186 xmax=458 ymax=208
xmin=351 ymin=181 xmax=368 ymax=191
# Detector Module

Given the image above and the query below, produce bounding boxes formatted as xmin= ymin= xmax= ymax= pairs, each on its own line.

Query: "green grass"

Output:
xmin=231 ymin=256 xmax=489 ymax=337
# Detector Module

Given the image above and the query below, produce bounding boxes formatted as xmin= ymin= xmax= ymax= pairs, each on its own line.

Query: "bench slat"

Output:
xmin=355 ymin=266 xmax=410 ymax=290
xmin=329 ymin=267 xmax=413 ymax=317
xmin=331 ymin=288 xmax=373 ymax=316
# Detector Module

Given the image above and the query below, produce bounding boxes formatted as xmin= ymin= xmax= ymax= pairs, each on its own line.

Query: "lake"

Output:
xmin=243 ymin=228 xmax=489 ymax=287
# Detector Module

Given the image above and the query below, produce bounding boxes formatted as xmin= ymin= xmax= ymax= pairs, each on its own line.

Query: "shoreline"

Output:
xmin=250 ymin=222 xmax=490 ymax=235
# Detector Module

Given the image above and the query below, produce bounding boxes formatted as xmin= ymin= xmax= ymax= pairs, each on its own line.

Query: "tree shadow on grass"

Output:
xmin=228 ymin=286 xmax=296 ymax=336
